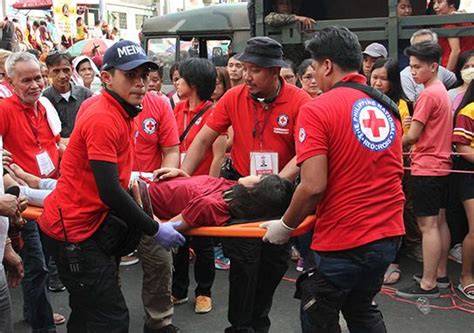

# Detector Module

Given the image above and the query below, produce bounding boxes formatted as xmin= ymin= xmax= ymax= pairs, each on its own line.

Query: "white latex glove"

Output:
xmin=260 ymin=219 xmax=295 ymax=245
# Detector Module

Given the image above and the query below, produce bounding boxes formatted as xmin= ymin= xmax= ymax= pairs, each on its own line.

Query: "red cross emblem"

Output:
xmin=142 ymin=118 xmax=157 ymax=134
xmin=362 ymin=110 xmax=386 ymax=138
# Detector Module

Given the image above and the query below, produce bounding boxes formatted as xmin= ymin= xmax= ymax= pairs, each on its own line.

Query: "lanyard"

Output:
xmin=252 ymin=102 xmax=273 ymax=151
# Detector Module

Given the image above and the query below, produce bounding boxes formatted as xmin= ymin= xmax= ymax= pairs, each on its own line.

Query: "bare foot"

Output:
xmin=9 ymin=164 xmax=41 ymax=189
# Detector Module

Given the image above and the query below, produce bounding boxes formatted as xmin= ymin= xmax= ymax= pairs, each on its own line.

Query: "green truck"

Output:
xmin=141 ymin=0 xmax=474 ymax=87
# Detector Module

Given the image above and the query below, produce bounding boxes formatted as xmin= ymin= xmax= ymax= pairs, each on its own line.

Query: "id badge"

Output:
xmin=35 ymin=150 xmax=55 ymax=177
xmin=180 ymin=152 xmax=186 ymax=166
xmin=250 ymin=152 xmax=278 ymax=176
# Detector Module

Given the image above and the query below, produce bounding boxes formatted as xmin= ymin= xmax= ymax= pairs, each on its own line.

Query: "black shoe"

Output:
xmin=48 ymin=276 xmax=66 ymax=292
xmin=413 ymin=273 xmax=450 ymax=289
xmin=395 ymin=282 xmax=440 ymax=299
xmin=154 ymin=324 xmax=181 ymax=333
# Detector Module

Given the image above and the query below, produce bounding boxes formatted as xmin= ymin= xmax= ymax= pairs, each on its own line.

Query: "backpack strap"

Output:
xmin=333 ymin=81 xmax=401 ymax=120
xmin=180 ymin=103 xmax=213 ymax=143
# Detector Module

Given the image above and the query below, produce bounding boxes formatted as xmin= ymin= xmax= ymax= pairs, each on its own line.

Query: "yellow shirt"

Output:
xmin=76 ymin=25 xmax=87 ymax=41
xmin=398 ymin=98 xmax=411 ymax=134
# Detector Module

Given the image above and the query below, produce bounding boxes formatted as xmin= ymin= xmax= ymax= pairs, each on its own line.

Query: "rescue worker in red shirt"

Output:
xmin=135 ymin=85 xmax=181 ymax=333
xmin=261 ymin=27 xmax=405 ymax=332
xmin=0 ymin=51 xmax=61 ymax=331
xmin=38 ymin=40 xmax=185 ymax=332
xmin=162 ymin=36 xmax=311 ymax=332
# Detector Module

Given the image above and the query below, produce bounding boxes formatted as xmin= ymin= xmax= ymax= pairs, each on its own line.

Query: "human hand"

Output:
xmin=17 ymin=195 xmax=28 ymax=213
xmin=153 ymin=222 xmax=186 ymax=250
xmin=295 ymin=16 xmax=316 ymax=30
xmin=153 ymin=168 xmax=190 ymax=181
xmin=238 ymin=175 xmax=262 ymax=188
xmin=3 ymin=246 xmax=24 ymax=288
xmin=2 ymin=148 xmax=12 ymax=166
xmin=260 ymin=219 xmax=294 ymax=245
xmin=10 ymin=213 xmax=26 ymax=228
xmin=0 ymin=194 xmax=20 ymax=217
xmin=403 ymin=116 xmax=412 ymax=129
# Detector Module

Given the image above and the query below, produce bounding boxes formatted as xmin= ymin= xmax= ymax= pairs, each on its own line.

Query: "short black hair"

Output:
xmin=447 ymin=0 xmax=461 ymax=9
xmin=150 ymin=65 xmax=163 ymax=79
xmin=297 ymin=58 xmax=313 ymax=76
xmin=283 ymin=59 xmax=297 ymax=74
xmin=179 ymin=58 xmax=216 ymax=100
xmin=169 ymin=62 xmax=179 ymax=81
xmin=225 ymin=175 xmax=295 ymax=220
xmin=45 ymin=52 xmax=73 ymax=68
xmin=306 ymin=26 xmax=362 ymax=72
xmin=40 ymin=20 xmax=47 ymax=26
xmin=404 ymin=41 xmax=442 ymax=64
xmin=454 ymin=49 xmax=474 ymax=86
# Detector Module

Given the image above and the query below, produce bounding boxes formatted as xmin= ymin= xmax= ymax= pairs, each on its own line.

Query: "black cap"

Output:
xmin=234 ymin=37 xmax=287 ymax=68
xmin=102 ymin=40 xmax=158 ymax=71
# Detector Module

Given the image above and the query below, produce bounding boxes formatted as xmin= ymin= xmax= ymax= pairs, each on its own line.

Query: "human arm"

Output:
xmin=264 ymin=12 xmax=316 ymax=30
xmin=3 ymin=239 xmax=24 ymax=288
xmin=181 ymin=125 xmax=221 ymax=175
xmin=278 ymin=156 xmax=299 ymax=182
xmin=455 ymin=144 xmax=474 ymax=164
xmin=402 ymin=120 xmax=424 ymax=147
xmin=0 ymin=194 xmax=19 ymax=217
xmin=209 ymin=135 xmax=226 ymax=177
xmin=261 ymin=155 xmax=327 ymax=244
xmin=167 ymin=214 xmax=192 ymax=233
xmin=153 ymin=167 xmax=190 ymax=181
xmin=160 ymin=145 xmax=180 ymax=168
xmin=446 ymin=37 xmax=461 ymax=72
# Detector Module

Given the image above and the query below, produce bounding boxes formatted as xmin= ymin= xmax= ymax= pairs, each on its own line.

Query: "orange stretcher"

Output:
xmin=22 ymin=206 xmax=315 ymax=238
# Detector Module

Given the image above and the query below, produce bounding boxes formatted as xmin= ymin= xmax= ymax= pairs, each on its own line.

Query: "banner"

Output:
xmin=52 ymin=0 xmax=77 ymax=39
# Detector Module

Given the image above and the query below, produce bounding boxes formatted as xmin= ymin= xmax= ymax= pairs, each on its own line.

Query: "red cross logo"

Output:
xmin=146 ymin=121 xmax=154 ymax=131
xmin=362 ymin=110 xmax=386 ymax=138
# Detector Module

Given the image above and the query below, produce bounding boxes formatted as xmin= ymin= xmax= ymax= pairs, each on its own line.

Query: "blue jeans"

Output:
xmin=300 ymin=237 xmax=399 ymax=333
xmin=20 ymin=220 xmax=56 ymax=333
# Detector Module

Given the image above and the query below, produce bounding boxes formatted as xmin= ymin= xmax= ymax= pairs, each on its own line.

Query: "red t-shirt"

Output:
xmin=133 ymin=92 xmax=179 ymax=172
xmin=411 ymin=80 xmax=452 ymax=176
xmin=174 ymin=100 xmax=215 ymax=176
xmin=0 ymin=94 xmax=60 ymax=178
xmin=149 ymin=176 xmax=234 ymax=227
xmin=207 ymin=79 xmax=311 ymax=176
xmin=439 ymin=23 xmax=474 ymax=68
xmin=296 ymin=74 xmax=405 ymax=251
xmin=38 ymin=90 xmax=136 ymax=242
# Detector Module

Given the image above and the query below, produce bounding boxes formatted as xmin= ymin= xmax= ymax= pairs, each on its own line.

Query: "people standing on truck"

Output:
xmin=400 ymin=29 xmax=457 ymax=102
xmin=227 ymin=54 xmax=244 ymax=87
xmin=432 ymin=0 xmax=474 ymax=71
xmin=297 ymin=58 xmax=322 ymax=98
xmin=264 ymin=0 xmax=316 ymax=30
xmin=361 ymin=42 xmax=387 ymax=81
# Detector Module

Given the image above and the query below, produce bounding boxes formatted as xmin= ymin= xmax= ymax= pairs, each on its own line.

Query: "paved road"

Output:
xmin=10 ymin=255 xmax=474 ymax=332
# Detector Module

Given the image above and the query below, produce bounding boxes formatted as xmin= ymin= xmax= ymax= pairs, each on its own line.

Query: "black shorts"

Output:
xmin=456 ymin=173 xmax=474 ymax=202
xmin=412 ymin=176 xmax=448 ymax=217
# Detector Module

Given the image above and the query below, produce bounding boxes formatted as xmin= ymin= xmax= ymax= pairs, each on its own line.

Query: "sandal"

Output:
xmin=383 ymin=264 xmax=401 ymax=285
xmin=53 ymin=313 xmax=66 ymax=325
xmin=457 ymin=283 xmax=474 ymax=300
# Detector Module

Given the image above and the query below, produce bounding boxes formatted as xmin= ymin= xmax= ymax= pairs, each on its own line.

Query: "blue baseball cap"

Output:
xmin=102 ymin=40 xmax=158 ymax=71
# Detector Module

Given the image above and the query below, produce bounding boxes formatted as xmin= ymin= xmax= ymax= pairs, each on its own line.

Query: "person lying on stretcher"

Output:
xmin=9 ymin=164 xmax=295 ymax=231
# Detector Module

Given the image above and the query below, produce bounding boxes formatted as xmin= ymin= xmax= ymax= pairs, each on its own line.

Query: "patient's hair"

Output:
xmin=224 ymin=175 xmax=295 ymax=220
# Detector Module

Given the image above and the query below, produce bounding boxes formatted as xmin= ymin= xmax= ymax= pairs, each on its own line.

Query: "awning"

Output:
xmin=12 ymin=0 xmax=52 ymax=10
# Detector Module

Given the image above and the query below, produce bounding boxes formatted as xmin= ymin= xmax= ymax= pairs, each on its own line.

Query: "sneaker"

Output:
xmin=48 ymin=276 xmax=66 ymax=292
xmin=194 ymin=295 xmax=212 ymax=314
xmin=172 ymin=295 xmax=188 ymax=305
xmin=412 ymin=273 xmax=450 ymax=289
xmin=449 ymin=243 xmax=462 ymax=264
xmin=296 ymin=258 xmax=304 ymax=272
xmin=154 ymin=324 xmax=181 ymax=333
xmin=120 ymin=253 xmax=139 ymax=266
xmin=396 ymin=282 xmax=440 ymax=299
xmin=214 ymin=246 xmax=230 ymax=270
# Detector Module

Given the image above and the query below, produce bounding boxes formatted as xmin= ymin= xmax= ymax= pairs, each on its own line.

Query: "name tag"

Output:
xmin=36 ymin=150 xmax=55 ymax=177
xmin=250 ymin=152 xmax=278 ymax=176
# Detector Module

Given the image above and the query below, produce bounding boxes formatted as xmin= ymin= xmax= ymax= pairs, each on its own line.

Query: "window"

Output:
xmin=136 ymin=14 xmax=147 ymax=30
xmin=111 ymin=12 xmax=127 ymax=29
xmin=147 ymin=37 xmax=178 ymax=87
